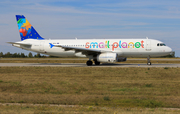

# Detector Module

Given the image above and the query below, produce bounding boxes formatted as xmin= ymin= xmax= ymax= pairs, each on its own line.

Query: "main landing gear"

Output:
xmin=86 ymin=60 xmax=93 ymax=66
xmin=94 ymin=60 xmax=100 ymax=65
xmin=86 ymin=60 xmax=100 ymax=66
xmin=147 ymin=56 xmax=151 ymax=65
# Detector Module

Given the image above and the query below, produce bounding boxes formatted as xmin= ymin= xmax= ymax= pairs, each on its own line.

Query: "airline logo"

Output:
xmin=16 ymin=15 xmax=44 ymax=41
xmin=17 ymin=18 xmax=32 ymax=38
xmin=85 ymin=40 xmax=144 ymax=51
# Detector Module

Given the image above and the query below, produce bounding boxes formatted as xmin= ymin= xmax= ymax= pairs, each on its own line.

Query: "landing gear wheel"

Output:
xmin=94 ymin=61 xmax=100 ymax=65
xmin=147 ymin=62 xmax=151 ymax=65
xmin=147 ymin=56 xmax=151 ymax=65
xmin=86 ymin=61 xmax=93 ymax=66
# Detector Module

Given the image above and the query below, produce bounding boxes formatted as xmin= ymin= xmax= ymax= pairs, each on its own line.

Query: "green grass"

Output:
xmin=0 ymin=67 xmax=180 ymax=109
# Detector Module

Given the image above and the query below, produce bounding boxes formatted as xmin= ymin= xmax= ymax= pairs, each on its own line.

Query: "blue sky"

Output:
xmin=0 ymin=0 xmax=180 ymax=57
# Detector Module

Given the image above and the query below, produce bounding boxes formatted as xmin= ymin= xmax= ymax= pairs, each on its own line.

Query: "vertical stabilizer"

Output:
xmin=16 ymin=15 xmax=44 ymax=41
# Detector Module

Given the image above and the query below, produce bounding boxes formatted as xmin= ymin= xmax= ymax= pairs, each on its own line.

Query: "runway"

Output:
xmin=0 ymin=63 xmax=180 ymax=67
xmin=0 ymin=58 xmax=180 ymax=61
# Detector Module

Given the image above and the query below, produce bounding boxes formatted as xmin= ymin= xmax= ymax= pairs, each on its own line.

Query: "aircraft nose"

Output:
xmin=167 ymin=46 xmax=172 ymax=53
xmin=165 ymin=46 xmax=173 ymax=56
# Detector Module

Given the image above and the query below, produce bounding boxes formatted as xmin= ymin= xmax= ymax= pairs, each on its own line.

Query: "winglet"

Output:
xmin=49 ymin=43 xmax=55 ymax=48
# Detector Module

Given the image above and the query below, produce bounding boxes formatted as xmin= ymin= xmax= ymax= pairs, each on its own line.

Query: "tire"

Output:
xmin=86 ymin=61 xmax=93 ymax=66
xmin=94 ymin=61 xmax=100 ymax=65
xmin=147 ymin=62 xmax=151 ymax=65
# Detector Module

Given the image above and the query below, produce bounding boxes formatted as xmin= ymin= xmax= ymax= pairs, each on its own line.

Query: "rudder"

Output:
xmin=16 ymin=15 xmax=44 ymax=41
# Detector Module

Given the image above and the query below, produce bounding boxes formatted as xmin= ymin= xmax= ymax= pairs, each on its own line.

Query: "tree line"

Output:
xmin=0 ymin=52 xmax=54 ymax=58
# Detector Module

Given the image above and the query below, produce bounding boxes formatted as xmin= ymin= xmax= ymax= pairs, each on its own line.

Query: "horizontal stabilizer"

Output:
xmin=7 ymin=42 xmax=32 ymax=46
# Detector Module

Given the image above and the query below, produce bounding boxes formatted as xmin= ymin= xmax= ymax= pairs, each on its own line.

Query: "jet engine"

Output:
xmin=97 ymin=53 xmax=127 ymax=63
xmin=97 ymin=53 xmax=117 ymax=63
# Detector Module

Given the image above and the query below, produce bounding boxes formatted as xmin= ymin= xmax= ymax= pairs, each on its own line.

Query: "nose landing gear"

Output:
xmin=147 ymin=56 xmax=151 ymax=65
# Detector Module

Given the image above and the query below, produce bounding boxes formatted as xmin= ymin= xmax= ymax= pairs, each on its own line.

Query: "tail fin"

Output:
xmin=16 ymin=15 xmax=44 ymax=41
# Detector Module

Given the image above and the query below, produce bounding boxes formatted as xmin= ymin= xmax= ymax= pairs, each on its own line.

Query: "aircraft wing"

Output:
xmin=7 ymin=42 xmax=32 ymax=46
xmin=51 ymin=43 xmax=107 ymax=56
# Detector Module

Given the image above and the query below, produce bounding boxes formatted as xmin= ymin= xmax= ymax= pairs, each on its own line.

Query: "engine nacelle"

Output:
xmin=117 ymin=57 xmax=127 ymax=62
xmin=97 ymin=53 xmax=117 ymax=63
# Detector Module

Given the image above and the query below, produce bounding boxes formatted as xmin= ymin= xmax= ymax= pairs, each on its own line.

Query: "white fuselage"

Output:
xmin=13 ymin=39 xmax=172 ymax=58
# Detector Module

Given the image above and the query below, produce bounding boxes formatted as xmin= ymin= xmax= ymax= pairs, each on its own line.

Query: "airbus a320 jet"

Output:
xmin=8 ymin=15 xmax=172 ymax=66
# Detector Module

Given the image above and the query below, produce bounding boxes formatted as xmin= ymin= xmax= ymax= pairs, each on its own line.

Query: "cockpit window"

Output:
xmin=160 ymin=43 xmax=166 ymax=46
xmin=157 ymin=43 xmax=166 ymax=46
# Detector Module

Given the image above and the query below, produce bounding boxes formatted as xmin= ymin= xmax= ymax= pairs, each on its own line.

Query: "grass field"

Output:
xmin=0 ymin=67 xmax=180 ymax=113
xmin=1 ymin=104 xmax=180 ymax=114
xmin=0 ymin=58 xmax=180 ymax=63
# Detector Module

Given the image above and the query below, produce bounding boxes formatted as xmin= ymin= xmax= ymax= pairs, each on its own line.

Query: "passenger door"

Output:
xmin=146 ymin=40 xmax=151 ymax=51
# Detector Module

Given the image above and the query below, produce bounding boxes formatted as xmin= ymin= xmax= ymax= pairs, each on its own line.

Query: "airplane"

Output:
xmin=7 ymin=15 xmax=172 ymax=66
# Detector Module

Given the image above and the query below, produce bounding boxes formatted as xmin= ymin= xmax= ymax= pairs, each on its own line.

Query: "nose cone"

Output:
xmin=165 ymin=46 xmax=174 ymax=57
xmin=166 ymin=46 xmax=172 ymax=53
